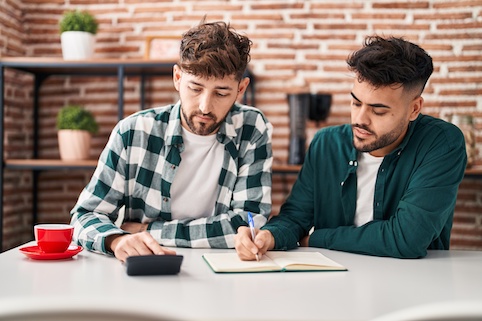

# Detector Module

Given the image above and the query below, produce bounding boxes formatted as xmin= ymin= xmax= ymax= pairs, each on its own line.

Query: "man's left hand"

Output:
xmin=300 ymin=235 xmax=310 ymax=247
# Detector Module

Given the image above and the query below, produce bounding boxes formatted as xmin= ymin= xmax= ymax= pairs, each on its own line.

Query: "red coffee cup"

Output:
xmin=34 ymin=224 xmax=74 ymax=253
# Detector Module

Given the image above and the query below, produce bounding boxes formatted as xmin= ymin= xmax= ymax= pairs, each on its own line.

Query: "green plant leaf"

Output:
xmin=59 ymin=10 xmax=98 ymax=35
xmin=56 ymin=105 xmax=99 ymax=134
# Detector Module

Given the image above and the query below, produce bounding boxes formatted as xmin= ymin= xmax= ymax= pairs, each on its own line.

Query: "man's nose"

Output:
xmin=353 ymin=105 xmax=370 ymax=125
xmin=198 ymin=93 xmax=214 ymax=114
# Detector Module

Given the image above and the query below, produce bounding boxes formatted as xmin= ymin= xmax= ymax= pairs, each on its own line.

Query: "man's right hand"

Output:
xmin=234 ymin=226 xmax=275 ymax=261
xmin=106 ymin=232 xmax=176 ymax=263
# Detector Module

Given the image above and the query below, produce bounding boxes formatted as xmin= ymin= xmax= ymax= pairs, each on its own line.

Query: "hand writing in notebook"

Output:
xmin=235 ymin=226 xmax=275 ymax=261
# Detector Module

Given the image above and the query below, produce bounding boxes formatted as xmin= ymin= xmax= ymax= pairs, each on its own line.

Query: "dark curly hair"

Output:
xmin=347 ymin=35 xmax=433 ymax=96
xmin=179 ymin=18 xmax=252 ymax=81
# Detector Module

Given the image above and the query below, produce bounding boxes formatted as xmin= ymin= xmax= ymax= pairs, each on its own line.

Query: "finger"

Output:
xmin=137 ymin=232 xmax=167 ymax=255
xmin=115 ymin=248 xmax=135 ymax=263
xmin=157 ymin=247 xmax=177 ymax=255
xmin=254 ymin=230 xmax=274 ymax=254
xmin=235 ymin=227 xmax=260 ymax=261
xmin=136 ymin=232 xmax=177 ymax=256
xmin=114 ymin=234 xmax=150 ymax=260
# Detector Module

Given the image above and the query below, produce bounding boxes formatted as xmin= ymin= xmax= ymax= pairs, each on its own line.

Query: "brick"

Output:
xmin=373 ymin=23 xmax=430 ymax=30
xmin=311 ymin=3 xmax=363 ymax=9
xmin=231 ymin=14 xmax=284 ymax=21
xmin=352 ymin=13 xmax=406 ymax=20
xmin=250 ymin=3 xmax=304 ymax=10
xmin=192 ymin=4 xmax=243 ymax=11
xmin=314 ymin=23 xmax=368 ymax=30
xmin=372 ymin=2 xmax=429 ymax=9
xmin=434 ymin=1 xmax=482 ymax=8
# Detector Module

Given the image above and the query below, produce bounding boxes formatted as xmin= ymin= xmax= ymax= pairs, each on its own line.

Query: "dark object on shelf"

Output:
xmin=287 ymin=93 xmax=332 ymax=165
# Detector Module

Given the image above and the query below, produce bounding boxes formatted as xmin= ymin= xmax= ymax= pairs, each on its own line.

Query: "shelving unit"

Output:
xmin=0 ymin=58 xmax=177 ymax=250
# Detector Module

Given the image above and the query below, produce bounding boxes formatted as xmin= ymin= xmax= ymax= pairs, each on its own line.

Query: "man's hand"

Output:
xmin=234 ymin=226 xmax=275 ymax=261
xmin=106 ymin=232 xmax=176 ymax=263
xmin=299 ymin=235 xmax=310 ymax=247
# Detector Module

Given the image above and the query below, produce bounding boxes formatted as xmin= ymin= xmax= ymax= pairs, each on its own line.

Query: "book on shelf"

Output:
xmin=202 ymin=251 xmax=347 ymax=273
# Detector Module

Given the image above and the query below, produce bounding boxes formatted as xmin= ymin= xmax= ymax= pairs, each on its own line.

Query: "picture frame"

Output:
xmin=144 ymin=35 xmax=180 ymax=60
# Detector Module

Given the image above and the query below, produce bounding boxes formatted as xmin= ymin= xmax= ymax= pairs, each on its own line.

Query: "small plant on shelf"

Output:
xmin=59 ymin=10 xmax=99 ymax=35
xmin=58 ymin=10 xmax=99 ymax=60
xmin=56 ymin=104 xmax=98 ymax=134
xmin=56 ymin=105 xmax=98 ymax=161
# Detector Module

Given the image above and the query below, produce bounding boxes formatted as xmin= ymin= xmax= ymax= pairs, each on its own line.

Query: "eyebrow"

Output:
xmin=188 ymin=80 xmax=233 ymax=91
xmin=351 ymin=92 xmax=391 ymax=109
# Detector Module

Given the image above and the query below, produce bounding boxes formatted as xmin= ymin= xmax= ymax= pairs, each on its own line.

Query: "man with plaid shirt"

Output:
xmin=70 ymin=19 xmax=273 ymax=262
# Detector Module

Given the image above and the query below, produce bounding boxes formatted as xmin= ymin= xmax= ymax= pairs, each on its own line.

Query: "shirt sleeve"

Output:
xmin=70 ymin=125 xmax=129 ymax=255
xmin=147 ymin=118 xmax=273 ymax=249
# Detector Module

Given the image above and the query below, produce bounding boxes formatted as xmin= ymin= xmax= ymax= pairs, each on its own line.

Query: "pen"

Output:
xmin=247 ymin=211 xmax=259 ymax=261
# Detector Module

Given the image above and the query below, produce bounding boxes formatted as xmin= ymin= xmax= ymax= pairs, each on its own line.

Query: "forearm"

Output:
xmin=147 ymin=211 xmax=268 ymax=248
xmin=309 ymin=223 xmax=426 ymax=258
xmin=71 ymin=210 xmax=126 ymax=255
xmin=309 ymin=188 xmax=458 ymax=259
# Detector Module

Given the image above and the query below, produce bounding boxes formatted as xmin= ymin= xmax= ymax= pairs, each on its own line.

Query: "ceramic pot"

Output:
xmin=60 ymin=31 xmax=95 ymax=60
xmin=58 ymin=129 xmax=91 ymax=160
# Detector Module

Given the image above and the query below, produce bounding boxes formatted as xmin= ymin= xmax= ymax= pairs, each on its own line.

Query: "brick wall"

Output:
xmin=1 ymin=0 xmax=481 ymax=251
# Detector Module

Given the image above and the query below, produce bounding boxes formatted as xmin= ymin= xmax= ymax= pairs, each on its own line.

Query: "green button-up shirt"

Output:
xmin=71 ymin=102 xmax=273 ymax=255
xmin=264 ymin=114 xmax=467 ymax=258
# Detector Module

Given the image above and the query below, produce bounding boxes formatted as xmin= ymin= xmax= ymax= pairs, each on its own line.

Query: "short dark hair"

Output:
xmin=346 ymin=35 xmax=433 ymax=96
xmin=179 ymin=19 xmax=252 ymax=81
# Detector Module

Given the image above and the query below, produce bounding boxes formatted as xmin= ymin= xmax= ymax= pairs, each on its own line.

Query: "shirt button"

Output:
xmin=381 ymin=169 xmax=385 ymax=172
xmin=376 ymin=202 xmax=380 ymax=206
xmin=349 ymin=161 xmax=353 ymax=165
xmin=340 ymin=181 xmax=344 ymax=186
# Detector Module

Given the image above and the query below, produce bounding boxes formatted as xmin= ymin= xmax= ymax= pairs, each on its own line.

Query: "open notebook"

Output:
xmin=203 ymin=251 xmax=347 ymax=273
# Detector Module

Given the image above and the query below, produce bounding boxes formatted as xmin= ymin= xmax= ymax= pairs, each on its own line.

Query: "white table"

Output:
xmin=0 ymin=243 xmax=481 ymax=321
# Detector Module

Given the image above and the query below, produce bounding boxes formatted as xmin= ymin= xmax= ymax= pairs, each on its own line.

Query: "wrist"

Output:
xmin=105 ymin=234 xmax=122 ymax=253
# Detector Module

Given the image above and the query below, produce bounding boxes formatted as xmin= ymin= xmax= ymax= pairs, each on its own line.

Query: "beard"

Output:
xmin=351 ymin=122 xmax=406 ymax=153
xmin=181 ymin=107 xmax=224 ymax=136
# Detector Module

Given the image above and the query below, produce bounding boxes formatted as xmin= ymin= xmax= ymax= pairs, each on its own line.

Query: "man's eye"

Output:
xmin=373 ymin=110 xmax=386 ymax=116
xmin=351 ymin=101 xmax=362 ymax=107
xmin=216 ymin=92 xmax=228 ymax=97
xmin=189 ymin=87 xmax=201 ymax=92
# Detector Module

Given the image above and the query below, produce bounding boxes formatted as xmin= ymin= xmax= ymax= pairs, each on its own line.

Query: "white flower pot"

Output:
xmin=60 ymin=31 xmax=95 ymax=60
xmin=58 ymin=130 xmax=92 ymax=160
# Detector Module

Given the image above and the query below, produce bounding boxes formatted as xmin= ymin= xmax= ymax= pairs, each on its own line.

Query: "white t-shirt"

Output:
xmin=170 ymin=127 xmax=224 ymax=220
xmin=354 ymin=152 xmax=384 ymax=227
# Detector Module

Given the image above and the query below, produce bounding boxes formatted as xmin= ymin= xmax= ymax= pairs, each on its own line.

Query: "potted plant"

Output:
xmin=56 ymin=105 xmax=99 ymax=160
xmin=59 ymin=9 xmax=99 ymax=60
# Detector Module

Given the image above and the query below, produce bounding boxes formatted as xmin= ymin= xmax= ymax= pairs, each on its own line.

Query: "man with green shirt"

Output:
xmin=71 ymin=20 xmax=272 ymax=262
xmin=235 ymin=35 xmax=467 ymax=259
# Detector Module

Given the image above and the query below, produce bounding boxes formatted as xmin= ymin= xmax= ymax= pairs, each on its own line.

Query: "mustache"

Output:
xmin=192 ymin=111 xmax=215 ymax=120
xmin=352 ymin=124 xmax=374 ymax=135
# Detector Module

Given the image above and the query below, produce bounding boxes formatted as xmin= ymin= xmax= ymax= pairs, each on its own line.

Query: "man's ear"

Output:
xmin=409 ymin=96 xmax=423 ymax=121
xmin=173 ymin=64 xmax=182 ymax=91
xmin=236 ymin=77 xmax=250 ymax=101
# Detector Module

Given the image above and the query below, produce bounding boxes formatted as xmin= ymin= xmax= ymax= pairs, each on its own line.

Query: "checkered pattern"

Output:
xmin=70 ymin=102 xmax=273 ymax=255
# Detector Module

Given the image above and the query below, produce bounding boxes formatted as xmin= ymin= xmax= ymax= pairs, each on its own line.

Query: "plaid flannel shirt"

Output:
xmin=70 ymin=102 xmax=273 ymax=255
